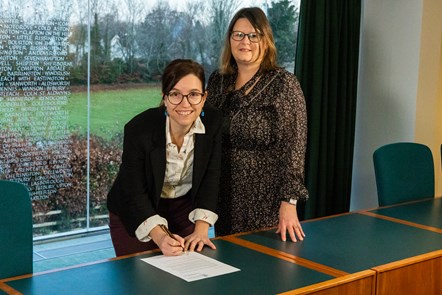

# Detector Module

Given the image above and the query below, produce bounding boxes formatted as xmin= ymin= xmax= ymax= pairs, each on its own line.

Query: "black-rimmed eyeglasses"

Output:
xmin=230 ymin=31 xmax=262 ymax=43
xmin=166 ymin=91 xmax=204 ymax=105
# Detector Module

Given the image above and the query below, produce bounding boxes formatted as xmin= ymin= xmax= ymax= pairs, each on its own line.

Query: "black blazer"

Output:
xmin=107 ymin=105 xmax=223 ymax=236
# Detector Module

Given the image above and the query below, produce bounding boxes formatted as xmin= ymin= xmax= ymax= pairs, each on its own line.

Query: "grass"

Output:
xmin=67 ymin=85 xmax=162 ymax=139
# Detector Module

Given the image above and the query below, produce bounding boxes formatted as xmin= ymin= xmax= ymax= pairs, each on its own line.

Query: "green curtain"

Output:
xmin=295 ymin=0 xmax=361 ymax=219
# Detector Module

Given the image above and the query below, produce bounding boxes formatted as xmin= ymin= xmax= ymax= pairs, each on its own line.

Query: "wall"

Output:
xmin=351 ymin=0 xmax=442 ymax=210
xmin=414 ymin=0 xmax=442 ymax=197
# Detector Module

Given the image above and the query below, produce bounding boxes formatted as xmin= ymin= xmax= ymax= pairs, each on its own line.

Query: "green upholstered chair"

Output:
xmin=0 ymin=180 xmax=33 ymax=279
xmin=373 ymin=142 xmax=435 ymax=206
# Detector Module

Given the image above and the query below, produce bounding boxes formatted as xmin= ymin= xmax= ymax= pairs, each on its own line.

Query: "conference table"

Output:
xmin=229 ymin=199 xmax=442 ymax=295
xmin=360 ymin=197 xmax=442 ymax=295
xmin=1 ymin=198 xmax=441 ymax=295
xmin=363 ymin=197 xmax=442 ymax=233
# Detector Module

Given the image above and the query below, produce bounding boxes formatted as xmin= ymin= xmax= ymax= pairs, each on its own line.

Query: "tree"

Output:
xmin=121 ymin=0 xmax=145 ymax=73
xmin=137 ymin=2 xmax=179 ymax=78
xmin=268 ymin=0 xmax=299 ymax=66
xmin=68 ymin=0 xmax=89 ymax=66
xmin=206 ymin=0 xmax=239 ymax=72
xmin=89 ymin=12 xmax=104 ymax=83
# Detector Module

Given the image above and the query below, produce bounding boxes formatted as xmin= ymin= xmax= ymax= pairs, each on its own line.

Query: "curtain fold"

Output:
xmin=295 ymin=0 xmax=362 ymax=219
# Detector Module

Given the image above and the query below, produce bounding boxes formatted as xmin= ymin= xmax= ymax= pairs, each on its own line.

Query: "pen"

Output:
xmin=159 ymin=224 xmax=185 ymax=252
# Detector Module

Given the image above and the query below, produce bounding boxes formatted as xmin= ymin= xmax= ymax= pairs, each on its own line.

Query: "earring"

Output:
xmin=164 ymin=110 xmax=168 ymax=117
xmin=200 ymin=110 xmax=205 ymax=117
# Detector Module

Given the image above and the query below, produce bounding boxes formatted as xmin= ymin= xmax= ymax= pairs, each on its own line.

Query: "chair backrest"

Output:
xmin=373 ymin=142 xmax=435 ymax=206
xmin=0 ymin=180 xmax=33 ymax=279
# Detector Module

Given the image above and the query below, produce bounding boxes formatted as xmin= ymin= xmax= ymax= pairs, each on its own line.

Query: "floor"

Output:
xmin=33 ymin=230 xmax=115 ymax=273
xmin=33 ymin=227 xmax=215 ymax=273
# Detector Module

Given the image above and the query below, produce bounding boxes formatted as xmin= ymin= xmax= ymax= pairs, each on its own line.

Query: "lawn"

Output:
xmin=67 ymin=84 xmax=162 ymax=139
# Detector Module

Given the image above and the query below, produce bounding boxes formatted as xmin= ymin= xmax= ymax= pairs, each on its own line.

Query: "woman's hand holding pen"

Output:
xmin=184 ymin=220 xmax=216 ymax=252
xmin=150 ymin=225 xmax=185 ymax=256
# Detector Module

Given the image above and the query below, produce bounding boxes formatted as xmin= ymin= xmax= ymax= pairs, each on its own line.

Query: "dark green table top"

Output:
xmin=236 ymin=213 xmax=442 ymax=274
xmin=4 ymin=239 xmax=333 ymax=295
xmin=369 ymin=198 xmax=442 ymax=229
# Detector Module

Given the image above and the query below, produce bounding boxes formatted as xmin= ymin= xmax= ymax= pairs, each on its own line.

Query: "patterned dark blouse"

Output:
xmin=207 ymin=67 xmax=309 ymax=236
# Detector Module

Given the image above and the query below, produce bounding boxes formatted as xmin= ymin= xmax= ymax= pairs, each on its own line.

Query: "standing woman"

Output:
xmin=207 ymin=7 xmax=309 ymax=242
xmin=108 ymin=59 xmax=223 ymax=256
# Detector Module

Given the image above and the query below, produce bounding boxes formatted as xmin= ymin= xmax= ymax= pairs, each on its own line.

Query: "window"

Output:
xmin=0 ymin=0 xmax=300 ymax=240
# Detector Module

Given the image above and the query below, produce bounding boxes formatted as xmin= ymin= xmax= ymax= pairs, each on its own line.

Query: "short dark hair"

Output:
xmin=161 ymin=59 xmax=206 ymax=95
xmin=220 ymin=7 xmax=278 ymax=75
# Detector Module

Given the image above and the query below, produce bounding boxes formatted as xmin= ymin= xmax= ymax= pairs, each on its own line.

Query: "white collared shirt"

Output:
xmin=161 ymin=116 xmax=205 ymax=198
xmin=135 ymin=116 xmax=218 ymax=242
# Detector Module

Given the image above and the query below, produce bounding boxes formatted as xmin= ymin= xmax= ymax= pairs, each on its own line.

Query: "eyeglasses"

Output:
xmin=166 ymin=91 xmax=204 ymax=105
xmin=230 ymin=31 xmax=262 ymax=43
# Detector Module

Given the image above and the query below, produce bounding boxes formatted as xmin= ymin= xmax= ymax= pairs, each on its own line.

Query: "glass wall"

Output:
xmin=0 ymin=0 xmax=300 ymax=240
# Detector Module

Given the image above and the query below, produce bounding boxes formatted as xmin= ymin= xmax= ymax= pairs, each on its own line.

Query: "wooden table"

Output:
xmin=228 ymin=199 xmax=442 ymax=295
xmin=0 ymin=239 xmax=375 ymax=295
xmin=362 ymin=198 xmax=442 ymax=295
xmin=363 ymin=197 xmax=442 ymax=233
xmin=2 ymin=198 xmax=441 ymax=294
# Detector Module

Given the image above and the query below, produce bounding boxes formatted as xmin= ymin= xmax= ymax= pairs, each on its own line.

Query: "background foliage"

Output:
xmin=68 ymin=0 xmax=299 ymax=85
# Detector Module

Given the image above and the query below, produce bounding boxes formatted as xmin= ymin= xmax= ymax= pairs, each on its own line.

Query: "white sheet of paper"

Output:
xmin=141 ymin=252 xmax=240 ymax=282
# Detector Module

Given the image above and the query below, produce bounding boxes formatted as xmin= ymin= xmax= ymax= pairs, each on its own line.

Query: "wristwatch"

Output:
xmin=288 ymin=198 xmax=298 ymax=206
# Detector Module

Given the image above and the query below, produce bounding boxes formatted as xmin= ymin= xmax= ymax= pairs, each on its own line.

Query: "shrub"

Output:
xmin=0 ymin=130 xmax=123 ymax=235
